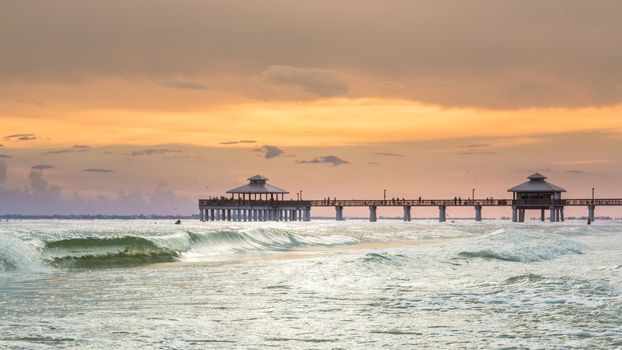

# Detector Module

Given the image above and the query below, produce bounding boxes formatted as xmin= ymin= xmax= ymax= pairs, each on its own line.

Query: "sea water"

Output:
xmin=0 ymin=219 xmax=620 ymax=349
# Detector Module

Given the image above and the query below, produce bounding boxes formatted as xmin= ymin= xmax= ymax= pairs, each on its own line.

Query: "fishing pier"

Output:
xmin=198 ymin=173 xmax=622 ymax=223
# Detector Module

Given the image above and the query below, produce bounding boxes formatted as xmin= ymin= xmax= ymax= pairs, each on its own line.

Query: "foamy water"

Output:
xmin=1 ymin=220 xmax=621 ymax=348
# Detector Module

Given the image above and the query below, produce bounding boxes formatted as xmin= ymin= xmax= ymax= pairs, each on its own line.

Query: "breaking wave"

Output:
xmin=1 ymin=228 xmax=358 ymax=270
xmin=456 ymin=230 xmax=584 ymax=263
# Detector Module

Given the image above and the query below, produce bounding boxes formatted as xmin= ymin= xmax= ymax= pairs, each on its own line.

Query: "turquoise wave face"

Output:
xmin=1 ymin=227 xmax=360 ymax=270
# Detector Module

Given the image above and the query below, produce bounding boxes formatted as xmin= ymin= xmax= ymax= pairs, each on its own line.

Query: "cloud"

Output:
xmin=220 ymin=140 xmax=257 ymax=145
xmin=0 ymin=154 xmax=12 ymax=159
xmin=128 ymin=148 xmax=182 ymax=156
xmin=566 ymin=170 xmax=586 ymax=174
xmin=84 ymin=168 xmax=115 ymax=173
xmin=0 ymin=161 xmax=6 ymax=184
xmin=43 ymin=146 xmax=90 ymax=155
xmin=262 ymin=65 xmax=349 ymax=97
xmin=253 ymin=145 xmax=284 ymax=159
xmin=28 ymin=169 xmax=61 ymax=196
xmin=296 ymin=155 xmax=349 ymax=166
xmin=373 ymin=152 xmax=405 ymax=157
xmin=462 ymin=144 xmax=490 ymax=149
xmin=454 ymin=151 xmax=497 ymax=155
xmin=555 ymin=159 xmax=613 ymax=165
xmin=31 ymin=164 xmax=54 ymax=170
xmin=4 ymin=134 xmax=36 ymax=141
xmin=5 ymin=1 xmax=622 ymax=108
xmin=0 ymin=144 xmax=3 ymax=147
xmin=163 ymin=80 xmax=209 ymax=90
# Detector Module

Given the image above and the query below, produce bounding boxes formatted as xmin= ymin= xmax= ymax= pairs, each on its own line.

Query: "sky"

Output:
xmin=1 ymin=0 xmax=622 ymax=217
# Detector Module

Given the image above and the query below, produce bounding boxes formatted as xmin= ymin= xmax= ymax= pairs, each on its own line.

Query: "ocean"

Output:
xmin=1 ymin=219 xmax=621 ymax=349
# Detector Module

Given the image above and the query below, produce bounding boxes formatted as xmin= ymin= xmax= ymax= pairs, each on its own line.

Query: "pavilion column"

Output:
xmin=439 ymin=205 xmax=447 ymax=222
xmin=403 ymin=206 xmax=411 ymax=222
xmin=549 ymin=207 xmax=555 ymax=222
xmin=560 ymin=208 xmax=565 ymax=222
xmin=588 ymin=204 xmax=596 ymax=222
xmin=226 ymin=209 xmax=232 ymax=221
xmin=519 ymin=209 xmax=525 ymax=222
xmin=199 ymin=208 xmax=204 ymax=221
xmin=540 ymin=209 xmax=545 ymax=222
xmin=512 ymin=207 xmax=517 ymax=222
xmin=304 ymin=207 xmax=311 ymax=221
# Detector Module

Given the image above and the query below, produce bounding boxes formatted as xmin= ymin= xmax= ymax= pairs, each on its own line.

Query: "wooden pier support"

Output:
xmin=439 ymin=205 xmax=447 ymax=222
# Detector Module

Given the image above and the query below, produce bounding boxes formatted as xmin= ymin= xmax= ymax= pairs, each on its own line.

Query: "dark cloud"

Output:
xmin=72 ymin=145 xmax=91 ymax=149
xmin=0 ymin=161 xmax=6 ymax=184
xmin=84 ymin=168 xmax=115 ymax=173
xmin=262 ymin=66 xmax=349 ymax=97
xmin=31 ymin=164 xmax=54 ymax=170
xmin=296 ymin=155 xmax=349 ymax=166
xmin=0 ymin=144 xmax=4 ymax=147
xmin=163 ymin=80 xmax=209 ymax=90
xmin=220 ymin=140 xmax=257 ymax=145
xmin=0 ymin=154 xmax=12 ymax=159
xmin=253 ymin=145 xmax=284 ymax=159
xmin=373 ymin=152 xmax=405 ymax=157
xmin=4 ymin=134 xmax=36 ymax=141
xmin=128 ymin=148 xmax=182 ymax=156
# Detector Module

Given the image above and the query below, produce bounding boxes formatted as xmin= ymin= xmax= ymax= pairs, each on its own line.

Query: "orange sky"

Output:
xmin=2 ymin=1 xmax=622 ymax=215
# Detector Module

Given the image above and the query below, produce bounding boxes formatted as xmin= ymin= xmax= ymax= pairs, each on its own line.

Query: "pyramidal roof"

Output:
xmin=226 ymin=175 xmax=289 ymax=194
xmin=507 ymin=173 xmax=566 ymax=193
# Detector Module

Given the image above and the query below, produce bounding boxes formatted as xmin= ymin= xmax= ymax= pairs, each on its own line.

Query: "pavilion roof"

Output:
xmin=226 ymin=175 xmax=289 ymax=194
xmin=507 ymin=173 xmax=566 ymax=193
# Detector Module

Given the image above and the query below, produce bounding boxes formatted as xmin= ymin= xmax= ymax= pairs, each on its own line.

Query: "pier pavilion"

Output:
xmin=508 ymin=173 xmax=566 ymax=222
xmin=199 ymin=175 xmax=311 ymax=222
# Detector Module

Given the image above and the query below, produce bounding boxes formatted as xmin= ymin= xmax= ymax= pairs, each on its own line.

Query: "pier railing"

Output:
xmin=200 ymin=198 xmax=622 ymax=208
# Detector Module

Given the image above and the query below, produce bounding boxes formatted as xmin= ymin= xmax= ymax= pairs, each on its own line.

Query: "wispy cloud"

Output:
xmin=4 ymin=133 xmax=36 ymax=141
xmin=220 ymin=140 xmax=257 ymax=145
xmin=0 ymin=154 xmax=12 ymax=159
xmin=555 ymin=159 xmax=613 ymax=165
xmin=163 ymin=80 xmax=209 ymax=91
xmin=84 ymin=168 xmax=114 ymax=173
xmin=262 ymin=65 xmax=349 ymax=97
xmin=566 ymin=170 xmax=586 ymax=174
xmin=253 ymin=145 xmax=284 ymax=159
xmin=128 ymin=149 xmax=182 ymax=156
xmin=297 ymin=155 xmax=349 ymax=166
xmin=454 ymin=151 xmax=497 ymax=155
xmin=43 ymin=145 xmax=91 ymax=155
xmin=373 ymin=152 xmax=405 ymax=157
xmin=31 ymin=164 xmax=54 ymax=171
